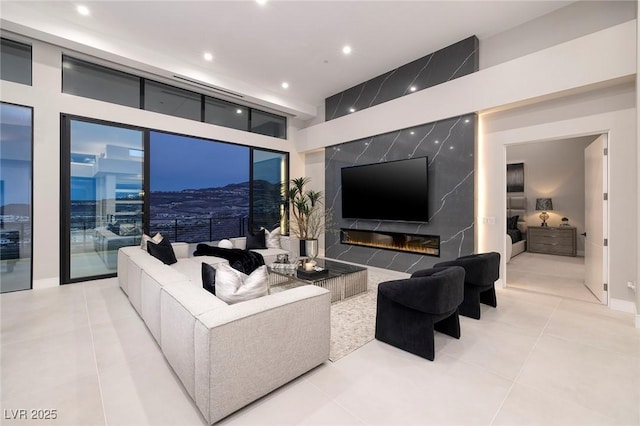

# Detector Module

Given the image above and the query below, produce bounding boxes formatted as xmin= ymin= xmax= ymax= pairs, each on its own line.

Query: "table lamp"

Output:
xmin=535 ymin=198 xmax=553 ymax=227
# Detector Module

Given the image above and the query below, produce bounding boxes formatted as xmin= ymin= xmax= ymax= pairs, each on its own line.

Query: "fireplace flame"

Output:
xmin=341 ymin=230 xmax=440 ymax=256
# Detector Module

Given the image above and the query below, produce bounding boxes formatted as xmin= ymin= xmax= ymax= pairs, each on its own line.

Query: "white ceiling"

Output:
xmin=1 ymin=1 xmax=574 ymax=119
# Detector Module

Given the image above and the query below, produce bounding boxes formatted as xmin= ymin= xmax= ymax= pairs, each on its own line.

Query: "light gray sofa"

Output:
xmin=117 ymin=241 xmax=330 ymax=424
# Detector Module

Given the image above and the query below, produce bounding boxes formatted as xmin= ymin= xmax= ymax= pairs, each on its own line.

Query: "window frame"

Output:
xmin=0 ymin=102 xmax=34 ymax=292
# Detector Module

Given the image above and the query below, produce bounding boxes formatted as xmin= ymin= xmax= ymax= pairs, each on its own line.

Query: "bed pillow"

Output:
xmin=263 ymin=227 xmax=281 ymax=249
xmin=147 ymin=237 xmax=177 ymax=265
xmin=507 ymin=216 xmax=519 ymax=230
xmin=214 ymin=263 xmax=268 ymax=304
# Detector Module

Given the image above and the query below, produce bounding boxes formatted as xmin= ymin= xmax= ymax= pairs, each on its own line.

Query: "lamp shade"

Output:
xmin=535 ymin=198 xmax=553 ymax=211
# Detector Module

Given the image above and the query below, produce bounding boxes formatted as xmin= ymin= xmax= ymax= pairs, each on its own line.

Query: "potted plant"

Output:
xmin=287 ymin=177 xmax=323 ymax=258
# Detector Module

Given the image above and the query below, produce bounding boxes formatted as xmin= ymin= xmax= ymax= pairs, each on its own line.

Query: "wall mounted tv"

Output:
xmin=341 ymin=157 xmax=429 ymax=222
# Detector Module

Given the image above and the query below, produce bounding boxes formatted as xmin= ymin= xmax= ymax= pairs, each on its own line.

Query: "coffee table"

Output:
xmin=268 ymin=258 xmax=368 ymax=303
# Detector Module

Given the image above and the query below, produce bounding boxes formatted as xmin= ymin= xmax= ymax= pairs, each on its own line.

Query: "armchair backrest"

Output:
xmin=435 ymin=252 xmax=500 ymax=286
xmin=379 ymin=266 xmax=465 ymax=314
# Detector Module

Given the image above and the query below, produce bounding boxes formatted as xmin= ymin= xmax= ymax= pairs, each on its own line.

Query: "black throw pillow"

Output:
xmin=147 ymin=237 xmax=178 ymax=265
xmin=202 ymin=263 xmax=216 ymax=295
xmin=507 ymin=215 xmax=519 ymax=230
xmin=246 ymin=230 xmax=266 ymax=249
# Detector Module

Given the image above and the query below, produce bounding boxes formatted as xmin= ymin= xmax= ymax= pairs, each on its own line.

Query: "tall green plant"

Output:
xmin=287 ymin=177 xmax=323 ymax=240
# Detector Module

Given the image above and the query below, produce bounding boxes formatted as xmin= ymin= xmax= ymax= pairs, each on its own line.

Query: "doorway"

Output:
xmin=504 ymin=134 xmax=608 ymax=304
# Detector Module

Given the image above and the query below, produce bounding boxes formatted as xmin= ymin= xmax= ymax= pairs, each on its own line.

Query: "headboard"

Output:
xmin=507 ymin=195 xmax=527 ymax=232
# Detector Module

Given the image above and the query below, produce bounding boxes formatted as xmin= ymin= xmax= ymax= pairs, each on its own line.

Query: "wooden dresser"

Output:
xmin=527 ymin=226 xmax=577 ymax=257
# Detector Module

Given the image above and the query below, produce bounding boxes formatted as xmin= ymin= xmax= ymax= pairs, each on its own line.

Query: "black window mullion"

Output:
xmin=140 ymin=77 xmax=146 ymax=109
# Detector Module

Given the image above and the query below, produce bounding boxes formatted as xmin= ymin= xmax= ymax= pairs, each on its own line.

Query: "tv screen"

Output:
xmin=341 ymin=157 xmax=429 ymax=222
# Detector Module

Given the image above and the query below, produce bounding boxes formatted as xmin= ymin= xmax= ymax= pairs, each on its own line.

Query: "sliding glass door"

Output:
xmin=0 ymin=103 xmax=32 ymax=292
xmin=62 ymin=116 xmax=144 ymax=283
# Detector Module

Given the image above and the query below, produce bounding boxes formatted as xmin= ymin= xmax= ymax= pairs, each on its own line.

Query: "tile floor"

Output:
xmin=1 ymin=267 xmax=639 ymax=425
xmin=506 ymin=252 xmax=598 ymax=303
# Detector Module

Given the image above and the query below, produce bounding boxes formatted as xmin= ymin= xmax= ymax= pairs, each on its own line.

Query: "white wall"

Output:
xmin=636 ymin=0 xmax=640 ymax=326
xmin=0 ymin=38 xmax=304 ymax=288
xmin=480 ymin=0 xmax=636 ymax=69
xmin=506 ymin=136 xmax=596 ymax=255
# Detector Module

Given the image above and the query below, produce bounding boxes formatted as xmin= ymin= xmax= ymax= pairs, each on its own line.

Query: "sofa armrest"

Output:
xmin=171 ymin=242 xmax=190 ymax=259
xmin=193 ymin=285 xmax=330 ymax=424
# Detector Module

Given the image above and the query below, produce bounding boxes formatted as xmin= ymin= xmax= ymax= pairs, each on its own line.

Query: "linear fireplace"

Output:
xmin=340 ymin=229 xmax=440 ymax=257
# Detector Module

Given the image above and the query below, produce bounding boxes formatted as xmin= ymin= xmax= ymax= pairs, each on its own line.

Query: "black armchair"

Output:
xmin=374 ymin=266 xmax=465 ymax=361
xmin=434 ymin=252 xmax=500 ymax=320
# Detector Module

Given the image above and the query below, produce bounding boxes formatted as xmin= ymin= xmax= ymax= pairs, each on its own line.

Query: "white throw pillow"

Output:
xmin=263 ymin=227 xmax=281 ymax=249
xmin=218 ymin=239 xmax=234 ymax=249
xmin=140 ymin=232 xmax=163 ymax=251
xmin=215 ymin=264 xmax=268 ymax=304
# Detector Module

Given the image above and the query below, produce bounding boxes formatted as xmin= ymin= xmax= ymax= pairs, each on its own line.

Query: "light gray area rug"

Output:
xmin=329 ymin=266 xmax=410 ymax=362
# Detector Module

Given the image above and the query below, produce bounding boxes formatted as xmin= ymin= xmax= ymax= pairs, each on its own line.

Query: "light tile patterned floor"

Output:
xmin=1 ymin=262 xmax=639 ymax=425
xmin=506 ymin=252 xmax=598 ymax=303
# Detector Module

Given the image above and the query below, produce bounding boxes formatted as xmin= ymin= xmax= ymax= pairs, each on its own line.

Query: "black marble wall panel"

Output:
xmin=325 ymin=114 xmax=476 ymax=274
xmin=325 ymin=36 xmax=478 ymax=121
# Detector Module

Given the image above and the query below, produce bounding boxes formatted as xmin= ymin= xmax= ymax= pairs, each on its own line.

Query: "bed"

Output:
xmin=506 ymin=195 xmax=527 ymax=261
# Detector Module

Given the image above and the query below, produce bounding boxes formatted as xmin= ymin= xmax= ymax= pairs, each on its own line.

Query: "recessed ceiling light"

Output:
xmin=410 ymin=86 xmax=417 ymax=92
xmin=236 ymin=109 xmax=243 ymax=114
xmin=410 ymin=131 xmax=415 ymax=135
xmin=203 ymin=52 xmax=213 ymax=61
xmin=342 ymin=45 xmax=352 ymax=55
xmin=76 ymin=4 xmax=90 ymax=16
xmin=464 ymin=119 xmax=470 ymax=123
xmin=281 ymin=82 xmax=289 ymax=89
xmin=256 ymin=0 xmax=267 ymax=5
xmin=349 ymin=107 xmax=356 ymax=113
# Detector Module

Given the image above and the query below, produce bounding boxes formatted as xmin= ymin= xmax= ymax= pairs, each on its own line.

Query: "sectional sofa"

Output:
xmin=117 ymin=237 xmax=331 ymax=424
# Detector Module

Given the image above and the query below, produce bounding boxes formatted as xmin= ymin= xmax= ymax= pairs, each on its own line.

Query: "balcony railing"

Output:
xmin=148 ymin=216 xmax=248 ymax=243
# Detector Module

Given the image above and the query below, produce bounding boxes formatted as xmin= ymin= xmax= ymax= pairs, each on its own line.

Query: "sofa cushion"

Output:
xmin=246 ymin=230 xmax=266 ymax=249
xmin=148 ymin=237 xmax=178 ymax=265
xmin=214 ymin=264 xmax=268 ymax=304
xmin=263 ymin=227 xmax=281 ymax=249
xmin=140 ymin=232 xmax=163 ymax=251
xmin=202 ymin=263 xmax=216 ymax=295
xmin=171 ymin=258 xmax=205 ymax=285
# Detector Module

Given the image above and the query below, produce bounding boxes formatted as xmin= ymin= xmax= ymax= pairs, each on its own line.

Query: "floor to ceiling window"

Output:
xmin=148 ymin=131 xmax=250 ymax=242
xmin=0 ymin=103 xmax=33 ymax=293
xmin=62 ymin=116 xmax=144 ymax=283
xmin=252 ymin=149 xmax=288 ymax=233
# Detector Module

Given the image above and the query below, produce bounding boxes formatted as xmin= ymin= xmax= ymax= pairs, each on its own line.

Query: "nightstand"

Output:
xmin=527 ymin=226 xmax=577 ymax=257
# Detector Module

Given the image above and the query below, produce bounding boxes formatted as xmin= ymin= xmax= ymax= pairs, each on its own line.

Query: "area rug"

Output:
xmin=329 ymin=267 xmax=409 ymax=362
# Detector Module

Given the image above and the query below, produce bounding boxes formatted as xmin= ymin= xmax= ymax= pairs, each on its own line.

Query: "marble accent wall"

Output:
xmin=325 ymin=114 xmax=476 ymax=274
xmin=325 ymin=36 xmax=478 ymax=121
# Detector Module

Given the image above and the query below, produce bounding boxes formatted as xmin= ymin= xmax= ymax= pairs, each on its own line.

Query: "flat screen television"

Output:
xmin=341 ymin=157 xmax=429 ymax=222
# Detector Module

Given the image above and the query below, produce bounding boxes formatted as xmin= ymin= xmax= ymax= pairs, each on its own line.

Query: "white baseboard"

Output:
xmin=32 ymin=277 xmax=60 ymax=289
xmin=609 ymin=297 xmax=637 ymax=314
